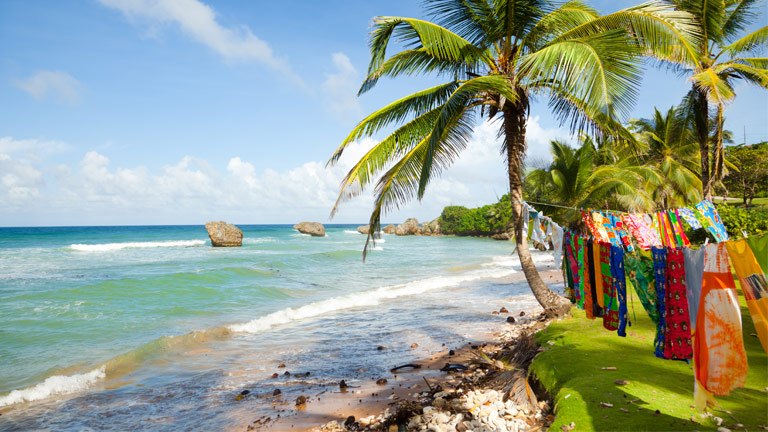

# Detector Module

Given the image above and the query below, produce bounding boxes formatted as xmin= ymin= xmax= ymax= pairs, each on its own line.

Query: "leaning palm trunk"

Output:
xmin=504 ymin=102 xmax=570 ymax=316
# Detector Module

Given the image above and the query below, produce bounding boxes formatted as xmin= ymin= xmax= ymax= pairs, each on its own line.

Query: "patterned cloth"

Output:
xmin=651 ymin=247 xmax=668 ymax=358
xmin=564 ymin=232 xmax=578 ymax=303
xmin=576 ymin=236 xmax=586 ymax=310
xmin=582 ymin=210 xmax=604 ymax=241
xmin=668 ymin=210 xmax=690 ymax=247
xmin=587 ymin=240 xmax=602 ymax=318
xmin=683 ymin=246 xmax=705 ymax=329
xmin=612 ymin=245 xmax=629 ymax=336
xmin=601 ymin=242 xmax=619 ymax=331
xmin=694 ymin=243 xmax=748 ymax=410
xmin=593 ymin=239 xmax=605 ymax=308
xmin=747 ymin=234 xmax=768 ymax=274
xmin=663 ymin=248 xmax=693 ymax=360
xmin=725 ymin=238 xmax=768 ymax=354
xmin=694 ymin=200 xmax=729 ymax=241
xmin=610 ymin=213 xmax=634 ymax=252
xmin=623 ymin=213 xmax=661 ymax=250
xmin=625 ymin=250 xmax=658 ymax=325
xmin=677 ymin=207 xmax=703 ymax=229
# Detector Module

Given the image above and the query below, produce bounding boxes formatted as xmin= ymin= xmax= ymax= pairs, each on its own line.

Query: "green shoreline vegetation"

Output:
xmin=531 ymin=295 xmax=767 ymax=431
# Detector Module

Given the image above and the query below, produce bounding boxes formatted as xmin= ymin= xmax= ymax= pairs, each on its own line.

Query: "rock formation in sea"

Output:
xmin=491 ymin=232 xmax=513 ymax=240
xmin=293 ymin=222 xmax=326 ymax=237
xmin=357 ymin=225 xmax=369 ymax=234
xmin=204 ymin=221 xmax=243 ymax=247
xmin=395 ymin=218 xmax=420 ymax=235
xmin=383 ymin=224 xmax=396 ymax=234
xmin=420 ymin=218 xmax=441 ymax=235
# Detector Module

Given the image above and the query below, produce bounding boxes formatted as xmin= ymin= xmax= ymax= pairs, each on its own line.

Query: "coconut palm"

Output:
xmin=630 ymin=106 xmax=703 ymax=208
xmin=327 ymin=0 xmax=700 ymax=316
xmin=526 ymin=138 xmax=655 ymax=224
xmin=671 ymin=0 xmax=768 ymax=199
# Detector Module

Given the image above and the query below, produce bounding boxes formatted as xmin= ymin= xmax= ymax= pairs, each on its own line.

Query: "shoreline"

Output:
xmin=241 ymin=268 xmax=564 ymax=432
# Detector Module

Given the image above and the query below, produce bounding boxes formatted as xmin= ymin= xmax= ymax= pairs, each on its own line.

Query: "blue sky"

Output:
xmin=1 ymin=0 xmax=766 ymax=226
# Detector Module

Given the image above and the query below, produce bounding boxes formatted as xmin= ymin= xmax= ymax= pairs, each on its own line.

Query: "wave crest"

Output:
xmin=69 ymin=240 xmax=206 ymax=252
xmin=0 ymin=367 xmax=106 ymax=407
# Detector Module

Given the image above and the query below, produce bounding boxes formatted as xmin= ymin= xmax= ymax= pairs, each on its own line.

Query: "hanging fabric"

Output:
xmin=587 ymin=240 xmax=602 ymax=318
xmin=592 ymin=239 xmax=605 ymax=308
xmin=625 ymin=250 xmax=658 ymax=325
xmin=582 ymin=238 xmax=595 ymax=319
xmin=694 ymin=200 xmax=729 ymax=242
xmin=683 ymin=247 xmax=705 ymax=330
xmin=581 ymin=210 xmax=603 ymax=241
xmin=663 ymin=248 xmax=693 ymax=360
xmin=725 ymin=239 xmax=768 ymax=354
xmin=693 ymin=243 xmax=748 ymax=410
xmin=668 ymin=210 xmax=690 ymax=247
xmin=612 ymin=245 xmax=629 ymax=337
xmin=746 ymin=234 xmax=768 ymax=274
xmin=677 ymin=206 xmax=703 ymax=230
xmin=601 ymin=242 xmax=619 ymax=330
xmin=551 ymin=222 xmax=564 ymax=270
xmin=564 ymin=232 xmax=578 ymax=303
xmin=651 ymin=247 xmax=668 ymax=359
xmin=591 ymin=211 xmax=613 ymax=245
xmin=576 ymin=236 xmax=586 ymax=310
xmin=531 ymin=213 xmax=547 ymax=244
xmin=623 ymin=213 xmax=661 ymax=250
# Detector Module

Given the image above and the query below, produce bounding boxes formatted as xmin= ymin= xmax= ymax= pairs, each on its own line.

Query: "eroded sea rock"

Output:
xmin=204 ymin=221 xmax=243 ymax=247
xmin=383 ymin=224 xmax=396 ymax=234
xmin=294 ymin=222 xmax=326 ymax=237
xmin=395 ymin=218 xmax=420 ymax=235
xmin=357 ymin=225 xmax=370 ymax=234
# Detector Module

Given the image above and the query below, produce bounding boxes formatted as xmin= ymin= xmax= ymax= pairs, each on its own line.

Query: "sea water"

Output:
xmin=0 ymin=225 xmax=557 ymax=430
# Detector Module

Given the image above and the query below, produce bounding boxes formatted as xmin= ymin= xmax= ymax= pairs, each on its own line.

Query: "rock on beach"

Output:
xmin=294 ymin=222 xmax=326 ymax=237
xmin=204 ymin=221 xmax=243 ymax=247
xmin=383 ymin=224 xmax=396 ymax=234
xmin=395 ymin=218 xmax=420 ymax=235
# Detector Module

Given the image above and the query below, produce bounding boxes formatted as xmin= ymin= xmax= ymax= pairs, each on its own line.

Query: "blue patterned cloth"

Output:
xmin=651 ymin=247 xmax=668 ymax=358
xmin=611 ymin=245 xmax=629 ymax=337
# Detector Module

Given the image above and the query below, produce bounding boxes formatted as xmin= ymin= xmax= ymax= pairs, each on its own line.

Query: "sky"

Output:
xmin=1 ymin=0 xmax=766 ymax=227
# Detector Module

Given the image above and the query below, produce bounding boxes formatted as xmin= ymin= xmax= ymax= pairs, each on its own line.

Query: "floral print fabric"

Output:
xmin=663 ymin=248 xmax=693 ymax=360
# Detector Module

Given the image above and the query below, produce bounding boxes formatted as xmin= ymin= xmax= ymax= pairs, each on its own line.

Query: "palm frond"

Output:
xmin=328 ymin=82 xmax=460 ymax=165
xmin=690 ymin=67 xmax=736 ymax=104
xmin=720 ymin=0 xmax=761 ymax=40
xmin=720 ymin=25 xmax=768 ymax=57
xmin=425 ymin=0 xmax=495 ymax=46
xmin=520 ymin=1 xmax=600 ymax=53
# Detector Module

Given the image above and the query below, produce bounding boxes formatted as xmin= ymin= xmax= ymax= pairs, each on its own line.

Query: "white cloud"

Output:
xmin=0 ymin=137 xmax=71 ymax=157
xmin=0 ymin=119 xmax=570 ymax=225
xmin=321 ymin=53 xmax=363 ymax=121
xmin=98 ymin=0 xmax=302 ymax=84
xmin=14 ymin=71 xmax=81 ymax=105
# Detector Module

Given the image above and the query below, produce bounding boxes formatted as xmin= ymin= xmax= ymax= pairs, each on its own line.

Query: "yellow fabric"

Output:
xmin=725 ymin=239 xmax=768 ymax=354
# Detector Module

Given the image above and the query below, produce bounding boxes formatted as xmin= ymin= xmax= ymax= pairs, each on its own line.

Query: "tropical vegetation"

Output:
xmin=328 ymin=0 xmax=704 ymax=317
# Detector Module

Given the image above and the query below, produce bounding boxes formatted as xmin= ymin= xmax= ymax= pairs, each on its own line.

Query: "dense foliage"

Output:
xmin=722 ymin=142 xmax=768 ymax=206
xmin=439 ymin=195 xmax=513 ymax=236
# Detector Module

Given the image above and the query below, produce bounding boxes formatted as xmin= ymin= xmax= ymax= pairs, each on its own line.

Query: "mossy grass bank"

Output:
xmin=531 ymin=293 xmax=767 ymax=431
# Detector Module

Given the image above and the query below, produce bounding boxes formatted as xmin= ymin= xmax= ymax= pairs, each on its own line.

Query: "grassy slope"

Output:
xmin=531 ymin=290 xmax=767 ymax=431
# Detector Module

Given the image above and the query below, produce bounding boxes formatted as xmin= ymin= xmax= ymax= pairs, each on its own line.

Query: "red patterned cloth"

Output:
xmin=664 ymin=248 xmax=693 ymax=360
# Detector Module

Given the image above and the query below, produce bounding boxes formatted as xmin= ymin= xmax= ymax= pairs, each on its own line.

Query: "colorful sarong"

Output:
xmin=669 ymin=210 xmax=690 ymax=247
xmin=576 ymin=236 xmax=586 ymax=310
xmin=694 ymin=200 xmax=729 ymax=241
xmin=625 ymin=250 xmax=658 ymax=325
xmin=694 ymin=243 xmax=748 ymax=410
xmin=612 ymin=245 xmax=629 ymax=336
xmin=725 ymin=239 xmax=768 ymax=354
xmin=678 ymin=207 xmax=703 ymax=229
xmin=601 ymin=242 xmax=618 ymax=330
xmin=683 ymin=246 xmax=705 ymax=329
xmin=652 ymin=247 xmax=668 ymax=358
xmin=664 ymin=248 xmax=693 ymax=360
xmin=583 ymin=238 xmax=594 ymax=319
xmin=610 ymin=213 xmax=634 ymax=252
xmin=624 ymin=213 xmax=661 ymax=250
xmin=564 ymin=233 xmax=578 ymax=303
xmin=587 ymin=240 xmax=602 ymax=318
xmin=593 ymin=239 xmax=605 ymax=308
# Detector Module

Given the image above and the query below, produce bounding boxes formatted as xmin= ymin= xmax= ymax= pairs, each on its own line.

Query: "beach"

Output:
xmin=0 ymin=225 xmax=561 ymax=431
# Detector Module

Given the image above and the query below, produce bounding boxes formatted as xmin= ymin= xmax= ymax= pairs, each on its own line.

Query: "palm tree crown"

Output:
xmin=328 ymin=0 xmax=700 ymax=315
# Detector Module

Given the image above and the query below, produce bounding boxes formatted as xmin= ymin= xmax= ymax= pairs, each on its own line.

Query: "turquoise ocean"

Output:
xmin=0 ymin=225 xmax=556 ymax=430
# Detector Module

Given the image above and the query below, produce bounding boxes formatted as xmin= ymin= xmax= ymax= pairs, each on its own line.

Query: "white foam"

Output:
xmin=0 ymin=366 xmax=106 ymax=407
xmin=242 ymin=238 xmax=276 ymax=244
xmin=343 ymin=230 xmax=360 ymax=234
xmin=69 ymin=240 xmax=205 ymax=252
xmin=229 ymin=264 xmax=517 ymax=334
xmin=372 ymin=246 xmax=384 ymax=251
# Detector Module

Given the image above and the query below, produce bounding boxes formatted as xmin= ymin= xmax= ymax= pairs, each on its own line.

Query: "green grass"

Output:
xmin=721 ymin=197 xmax=768 ymax=207
xmin=531 ymin=292 xmax=767 ymax=431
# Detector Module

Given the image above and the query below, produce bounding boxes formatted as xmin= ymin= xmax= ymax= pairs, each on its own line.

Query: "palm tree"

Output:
xmin=630 ymin=106 xmax=703 ymax=208
xmin=526 ymin=138 xmax=654 ymax=224
xmin=327 ymin=0 xmax=699 ymax=317
xmin=671 ymin=0 xmax=768 ymax=199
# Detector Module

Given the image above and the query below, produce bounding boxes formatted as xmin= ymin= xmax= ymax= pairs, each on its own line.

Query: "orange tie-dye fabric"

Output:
xmin=693 ymin=243 xmax=748 ymax=409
